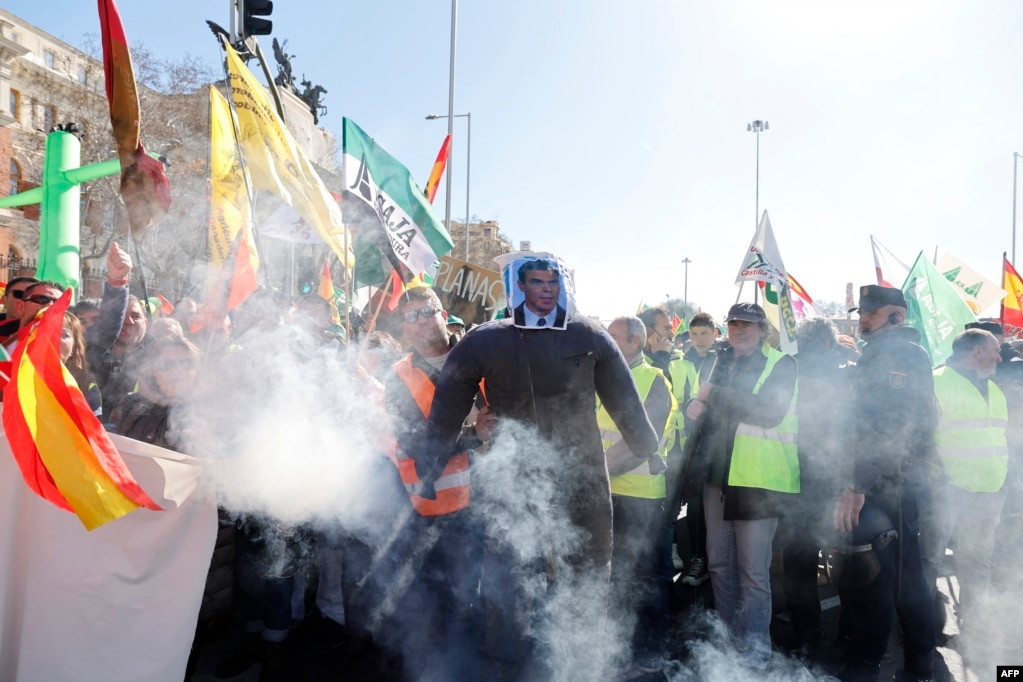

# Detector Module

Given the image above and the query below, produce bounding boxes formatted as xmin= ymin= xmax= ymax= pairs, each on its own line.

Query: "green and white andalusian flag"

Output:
xmin=902 ymin=251 xmax=977 ymax=367
xmin=342 ymin=118 xmax=454 ymax=287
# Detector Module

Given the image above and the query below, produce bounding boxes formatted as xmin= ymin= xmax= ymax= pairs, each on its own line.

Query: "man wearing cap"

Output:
xmin=833 ymin=285 xmax=939 ymax=682
xmin=682 ymin=302 xmax=799 ymax=668
xmin=446 ymin=314 xmax=467 ymax=340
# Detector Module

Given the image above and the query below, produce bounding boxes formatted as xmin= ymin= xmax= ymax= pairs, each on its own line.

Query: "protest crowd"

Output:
xmin=3 ymin=243 xmax=1022 ymax=682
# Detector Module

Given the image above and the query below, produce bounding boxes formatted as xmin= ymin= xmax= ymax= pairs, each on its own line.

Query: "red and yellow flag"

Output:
xmin=1002 ymin=256 xmax=1023 ymax=330
xmin=318 ymin=261 xmax=342 ymax=326
xmin=2 ymin=290 xmax=161 ymax=529
xmin=98 ymin=0 xmax=171 ymax=234
xmin=424 ymin=134 xmax=452 ymax=204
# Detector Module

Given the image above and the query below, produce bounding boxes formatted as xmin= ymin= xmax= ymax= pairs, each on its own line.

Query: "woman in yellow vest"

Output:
xmin=682 ymin=303 xmax=799 ymax=669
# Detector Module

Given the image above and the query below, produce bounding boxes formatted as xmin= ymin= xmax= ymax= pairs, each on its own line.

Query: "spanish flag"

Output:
xmin=318 ymin=260 xmax=342 ymax=326
xmin=424 ymin=134 xmax=451 ymax=204
xmin=2 ymin=290 xmax=161 ymax=529
xmin=98 ymin=0 xmax=171 ymax=234
xmin=1002 ymin=255 xmax=1023 ymax=330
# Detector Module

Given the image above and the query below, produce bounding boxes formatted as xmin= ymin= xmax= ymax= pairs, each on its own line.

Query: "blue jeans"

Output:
xmin=611 ymin=494 xmax=671 ymax=664
xmin=703 ymin=484 xmax=778 ymax=666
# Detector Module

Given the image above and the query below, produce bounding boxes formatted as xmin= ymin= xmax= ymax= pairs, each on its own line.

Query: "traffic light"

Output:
xmin=241 ymin=0 xmax=273 ymax=38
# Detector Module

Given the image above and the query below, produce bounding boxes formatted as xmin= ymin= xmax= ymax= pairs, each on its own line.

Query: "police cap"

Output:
xmin=965 ymin=321 xmax=1004 ymax=337
xmin=849 ymin=285 xmax=906 ymax=313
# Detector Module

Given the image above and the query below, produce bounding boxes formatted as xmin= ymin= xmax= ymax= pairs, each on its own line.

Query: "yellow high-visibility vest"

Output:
xmin=933 ymin=366 xmax=1008 ymax=493
xmin=597 ymin=359 xmax=677 ymax=499
xmin=727 ymin=344 xmax=800 ymax=494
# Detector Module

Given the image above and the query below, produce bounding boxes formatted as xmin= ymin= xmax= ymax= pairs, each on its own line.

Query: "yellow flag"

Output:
xmin=207 ymin=86 xmax=254 ymax=268
xmin=222 ymin=38 xmax=354 ymax=268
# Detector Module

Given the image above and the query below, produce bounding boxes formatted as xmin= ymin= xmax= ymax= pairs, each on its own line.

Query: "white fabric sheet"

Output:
xmin=0 ymin=421 xmax=217 ymax=682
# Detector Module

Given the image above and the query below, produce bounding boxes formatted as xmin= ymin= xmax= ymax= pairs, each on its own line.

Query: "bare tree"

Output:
xmin=15 ymin=35 xmax=217 ymax=299
xmin=663 ymin=297 xmax=699 ymax=322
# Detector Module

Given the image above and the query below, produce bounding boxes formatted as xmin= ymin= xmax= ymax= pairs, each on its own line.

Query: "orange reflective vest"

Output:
xmin=391 ymin=355 xmax=471 ymax=516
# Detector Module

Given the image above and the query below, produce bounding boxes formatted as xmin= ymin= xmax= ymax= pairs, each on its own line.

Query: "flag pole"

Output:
xmin=214 ymin=34 xmax=270 ymax=291
xmin=343 ymin=226 xmax=352 ymax=342
xmin=1002 ymin=252 xmax=1007 ymax=327
xmin=361 ymin=272 xmax=397 ymax=352
xmin=129 ymin=234 xmax=152 ymax=322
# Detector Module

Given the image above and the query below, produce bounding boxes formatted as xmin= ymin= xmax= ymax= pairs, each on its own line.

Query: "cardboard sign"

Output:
xmin=432 ymin=255 xmax=504 ymax=327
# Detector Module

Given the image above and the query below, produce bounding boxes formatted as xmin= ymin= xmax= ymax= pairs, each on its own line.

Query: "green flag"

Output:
xmin=902 ymin=251 xmax=977 ymax=366
xmin=342 ymin=118 xmax=453 ymax=287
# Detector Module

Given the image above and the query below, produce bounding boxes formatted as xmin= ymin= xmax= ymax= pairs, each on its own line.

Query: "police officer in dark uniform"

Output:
xmin=832 ymin=285 xmax=939 ymax=682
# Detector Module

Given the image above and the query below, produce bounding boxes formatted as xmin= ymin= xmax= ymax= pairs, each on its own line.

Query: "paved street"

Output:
xmin=189 ymin=551 xmax=1014 ymax=682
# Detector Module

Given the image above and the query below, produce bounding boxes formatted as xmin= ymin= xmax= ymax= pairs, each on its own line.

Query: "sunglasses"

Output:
xmin=24 ymin=294 xmax=58 ymax=306
xmin=11 ymin=289 xmax=29 ymax=300
xmin=401 ymin=306 xmax=440 ymax=324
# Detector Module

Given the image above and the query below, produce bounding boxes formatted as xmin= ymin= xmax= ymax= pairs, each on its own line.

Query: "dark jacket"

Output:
xmin=86 ymin=282 xmax=146 ymax=411
xmin=851 ymin=326 xmax=939 ymax=503
xmin=418 ymin=315 xmax=658 ymax=570
xmin=108 ymin=392 xmax=174 ymax=448
xmin=793 ymin=350 xmax=854 ymax=502
xmin=683 ymin=343 xmax=797 ymax=520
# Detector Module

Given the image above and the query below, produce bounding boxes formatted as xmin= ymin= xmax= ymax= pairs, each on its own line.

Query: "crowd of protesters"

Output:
xmin=4 ymin=246 xmax=1023 ymax=682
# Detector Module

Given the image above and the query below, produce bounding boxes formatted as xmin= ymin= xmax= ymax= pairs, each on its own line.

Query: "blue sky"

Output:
xmin=7 ymin=0 xmax=1023 ymax=321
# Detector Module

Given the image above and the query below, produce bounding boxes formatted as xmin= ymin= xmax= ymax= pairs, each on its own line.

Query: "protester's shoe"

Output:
xmin=214 ymin=632 xmax=260 ymax=678
xmin=259 ymin=640 xmax=286 ymax=682
xmin=672 ymin=544 xmax=684 ymax=572
xmin=682 ymin=557 xmax=709 ymax=585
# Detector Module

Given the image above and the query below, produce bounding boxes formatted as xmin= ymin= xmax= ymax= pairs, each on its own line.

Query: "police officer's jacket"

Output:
xmin=852 ymin=326 xmax=939 ymax=501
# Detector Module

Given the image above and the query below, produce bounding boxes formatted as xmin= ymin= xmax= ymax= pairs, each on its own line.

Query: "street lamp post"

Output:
xmin=747 ymin=120 xmax=769 ymax=229
xmin=1014 ymin=151 xmax=1021 ymax=264
xmin=681 ymin=257 xmax=691 ymax=314
xmin=746 ymin=120 xmax=768 ymax=305
xmin=427 ymin=112 xmax=471 ymax=260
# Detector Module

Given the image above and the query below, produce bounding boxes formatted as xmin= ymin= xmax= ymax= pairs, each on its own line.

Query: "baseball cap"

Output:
xmin=446 ymin=314 xmax=466 ymax=328
xmin=724 ymin=302 xmax=767 ymax=323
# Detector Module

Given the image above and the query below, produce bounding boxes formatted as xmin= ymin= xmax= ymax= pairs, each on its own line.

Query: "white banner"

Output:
xmin=0 ymin=425 xmax=217 ymax=682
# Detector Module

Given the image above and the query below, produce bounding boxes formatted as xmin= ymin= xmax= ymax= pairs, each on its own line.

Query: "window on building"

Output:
xmin=483 ymin=227 xmax=492 ymax=238
xmin=11 ymin=32 xmax=19 ymax=44
xmin=43 ymin=49 xmax=55 ymax=69
xmin=43 ymin=104 xmax=56 ymax=132
xmin=77 ymin=66 xmax=88 ymax=86
xmin=9 ymin=160 xmax=21 ymax=197
xmin=9 ymin=89 xmax=20 ymax=120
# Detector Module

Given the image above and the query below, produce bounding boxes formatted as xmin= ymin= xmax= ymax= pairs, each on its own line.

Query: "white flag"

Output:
xmin=735 ymin=210 xmax=787 ymax=288
xmin=735 ymin=211 xmax=797 ymax=353
xmin=934 ymin=250 xmax=1006 ymax=316
xmin=870 ymin=235 xmax=911 ymax=289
